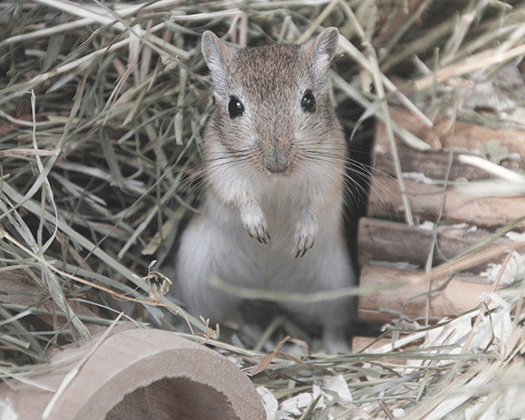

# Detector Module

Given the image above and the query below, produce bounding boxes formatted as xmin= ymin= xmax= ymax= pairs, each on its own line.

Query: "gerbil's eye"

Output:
xmin=228 ymin=96 xmax=244 ymax=119
xmin=301 ymin=89 xmax=316 ymax=113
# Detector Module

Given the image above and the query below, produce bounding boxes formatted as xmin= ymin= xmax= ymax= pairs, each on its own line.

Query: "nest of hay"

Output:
xmin=1 ymin=0 xmax=525 ymax=418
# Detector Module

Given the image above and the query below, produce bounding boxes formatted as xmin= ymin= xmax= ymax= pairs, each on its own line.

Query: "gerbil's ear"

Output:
xmin=201 ymin=31 xmax=234 ymax=98
xmin=303 ymin=27 xmax=339 ymax=79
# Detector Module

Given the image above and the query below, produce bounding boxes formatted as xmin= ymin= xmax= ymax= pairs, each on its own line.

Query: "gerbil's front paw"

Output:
xmin=293 ymin=210 xmax=318 ymax=258
xmin=240 ymin=199 xmax=270 ymax=244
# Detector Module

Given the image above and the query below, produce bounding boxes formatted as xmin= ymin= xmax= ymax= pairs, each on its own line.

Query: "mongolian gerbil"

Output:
xmin=174 ymin=27 xmax=356 ymax=351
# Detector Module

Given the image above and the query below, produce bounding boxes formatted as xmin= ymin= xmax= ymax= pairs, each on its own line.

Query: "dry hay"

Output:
xmin=1 ymin=0 xmax=525 ymax=418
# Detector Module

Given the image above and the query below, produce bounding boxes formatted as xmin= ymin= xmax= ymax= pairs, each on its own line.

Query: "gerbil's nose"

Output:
xmin=264 ymin=146 xmax=289 ymax=173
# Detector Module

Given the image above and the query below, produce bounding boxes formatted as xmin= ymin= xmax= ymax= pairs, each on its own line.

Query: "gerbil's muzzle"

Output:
xmin=264 ymin=145 xmax=290 ymax=173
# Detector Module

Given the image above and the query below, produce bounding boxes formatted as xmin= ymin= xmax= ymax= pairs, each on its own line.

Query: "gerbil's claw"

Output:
xmin=293 ymin=209 xmax=318 ymax=257
xmin=294 ymin=247 xmax=306 ymax=259
xmin=249 ymin=229 xmax=269 ymax=244
xmin=241 ymin=199 xmax=270 ymax=245
xmin=250 ymin=224 xmax=270 ymax=244
xmin=248 ymin=230 xmax=268 ymax=244
xmin=293 ymin=238 xmax=314 ymax=258
xmin=257 ymin=233 xmax=269 ymax=244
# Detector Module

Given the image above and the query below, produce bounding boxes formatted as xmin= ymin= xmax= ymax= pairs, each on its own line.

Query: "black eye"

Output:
xmin=301 ymin=89 xmax=316 ymax=113
xmin=228 ymin=96 xmax=244 ymax=119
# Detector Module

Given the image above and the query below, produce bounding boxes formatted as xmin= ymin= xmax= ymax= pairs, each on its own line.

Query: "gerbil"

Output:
xmin=174 ymin=27 xmax=356 ymax=352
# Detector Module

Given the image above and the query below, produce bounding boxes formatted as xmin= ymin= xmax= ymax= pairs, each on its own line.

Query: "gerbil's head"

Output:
xmin=201 ymin=28 xmax=345 ymax=179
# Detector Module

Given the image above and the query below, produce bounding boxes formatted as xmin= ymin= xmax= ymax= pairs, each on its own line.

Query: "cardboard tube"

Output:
xmin=0 ymin=325 xmax=265 ymax=420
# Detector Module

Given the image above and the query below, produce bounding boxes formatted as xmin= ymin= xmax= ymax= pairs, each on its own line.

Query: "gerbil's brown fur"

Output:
xmin=172 ymin=28 xmax=355 ymax=352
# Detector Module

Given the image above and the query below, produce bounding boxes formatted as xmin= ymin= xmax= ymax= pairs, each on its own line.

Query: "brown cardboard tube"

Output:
xmin=0 ymin=325 xmax=265 ymax=420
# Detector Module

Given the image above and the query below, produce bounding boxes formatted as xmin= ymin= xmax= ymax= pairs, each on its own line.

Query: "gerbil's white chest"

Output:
xmin=257 ymin=179 xmax=305 ymax=240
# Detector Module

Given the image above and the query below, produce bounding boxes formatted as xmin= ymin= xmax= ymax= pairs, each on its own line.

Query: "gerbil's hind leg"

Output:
xmin=175 ymin=222 xmax=242 ymax=324
xmin=303 ymin=247 xmax=356 ymax=353
xmin=323 ymin=324 xmax=352 ymax=354
xmin=317 ymin=296 xmax=355 ymax=354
